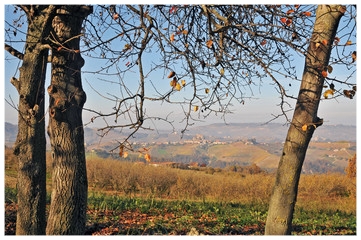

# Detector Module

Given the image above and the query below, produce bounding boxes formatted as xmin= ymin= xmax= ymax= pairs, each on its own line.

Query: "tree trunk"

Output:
xmin=12 ymin=5 xmax=57 ymax=235
xmin=265 ymin=5 xmax=345 ymax=235
xmin=46 ymin=5 xmax=92 ymax=235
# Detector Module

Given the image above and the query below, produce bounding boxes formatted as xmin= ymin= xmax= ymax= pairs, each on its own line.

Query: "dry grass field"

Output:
xmin=4 ymin=147 xmax=356 ymax=235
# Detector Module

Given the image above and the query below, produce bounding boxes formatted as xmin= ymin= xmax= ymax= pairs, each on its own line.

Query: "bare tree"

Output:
xmin=80 ymin=4 xmax=356 ymax=234
xmin=265 ymin=5 xmax=350 ymax=234
xmin=45 ymin=5 xmax=92 ymax=234
xmin=5 ymin=5 xmax=58 ymax=234
xmin=5 ymin=5 xmax=92 ymax=235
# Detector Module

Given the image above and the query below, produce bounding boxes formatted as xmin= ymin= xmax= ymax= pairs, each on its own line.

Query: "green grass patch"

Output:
xmin=86 ymin=193 xmax=356 ymax=235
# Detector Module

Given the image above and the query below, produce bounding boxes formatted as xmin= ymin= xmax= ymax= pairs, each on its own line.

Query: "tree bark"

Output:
xmin=265 ymin=5 xmax=345 ymax=235
xmin=12 ymin=5 xmax=57 ymax=235
xmin=46 ymin=5 xmax=92 ymax=235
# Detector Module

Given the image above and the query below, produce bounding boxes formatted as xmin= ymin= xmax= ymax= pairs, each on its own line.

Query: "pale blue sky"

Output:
xmin=2 ymin=4 xmax=357 ymax=134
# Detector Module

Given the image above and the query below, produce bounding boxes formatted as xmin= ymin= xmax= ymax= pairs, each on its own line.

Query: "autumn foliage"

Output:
xmin=345 ymin=154 xmax=356 ymax=179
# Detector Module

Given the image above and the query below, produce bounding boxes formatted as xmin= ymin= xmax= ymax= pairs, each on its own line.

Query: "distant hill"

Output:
xmin=4 ymin=121 xmax=356 ymax=147
xmin=4 ymin=122 xmax=356 ymax=173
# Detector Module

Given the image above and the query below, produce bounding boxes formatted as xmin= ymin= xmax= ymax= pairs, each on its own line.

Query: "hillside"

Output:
xmin=4 ymin=122 xmax=356 ymax=173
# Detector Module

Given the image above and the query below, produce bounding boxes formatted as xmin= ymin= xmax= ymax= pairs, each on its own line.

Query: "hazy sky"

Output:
xmin=2 ymin=4 xmax=357 ymax=135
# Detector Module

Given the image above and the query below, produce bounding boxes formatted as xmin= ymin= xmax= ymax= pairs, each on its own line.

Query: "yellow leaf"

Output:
xmin=194 ymin=106 xmax=199 ymax=112
xmin=124 ymin=43 xmax=132 ymax=51
xmin=145 ymin=153 xmax=151 ymax=162
xmin=123 ymin=151 xmax=128 ymax=158
xmin=170 ymin=33 xmax=175 ymax=42
xmin=346 ymin=40 xmax=352 ymax=45
xmin=220 ymin=68 xmax=225 ymax=76
xmin=302 ymin=124 xmax=308 ymax=132
xmin=181 ymin=79 xmax=186 ymax=87
xmin=323 ymin=89 xmax=335 ymax=99
xmin=175 ymin=83 xmax=182 ymax=91
xmin=182 ymin=29 xmax=188 ymax=35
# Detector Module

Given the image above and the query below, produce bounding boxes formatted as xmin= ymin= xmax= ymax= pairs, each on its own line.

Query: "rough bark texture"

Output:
xmin=45 ymin=5 xmax=92 ymax=235
xmin=265 ymin=5 xmax=344 ymax=235
xmin=12 ymin=5 xmax=57 ymax=235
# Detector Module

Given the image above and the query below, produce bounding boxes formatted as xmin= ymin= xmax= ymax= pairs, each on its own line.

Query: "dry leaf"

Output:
xmin=206 ymin=39 xmax=213 ymax=48
xmin=323 ymin=89 xmax=335 ymax=99
xmin=220 ymin=68 xmax=225 ymax=76
xmin=181 ymin=79 xmax=186 ymax=87
xmin=175 ymin=83 xmax=182 ymax=91
xmin=346 ymin=40 xmax=352 ymax=45
xmin=119 ymin=145 xmax=124 ymax=157
xmin=168 ymin=71 xmax=176 ymax=78
xmin=144 ymin=153 xmax=151 ymax=162
xmin=113 ymin=13 xmax=119 ymax=20
xmin=344 ymin=89 xmax=355 ymax=99
xmin=327 ymin=65 xmax=333 ymax=74
xmin=170 ymin=33 xmax=175 ymax=42
xmin=302 ymin=11 xmax=312 ymax=17
xmin=205 ymin=88 xmax=210 ymax=94
xmin=334 ymin=37 xmax=340 ymax=45
xmin=286 ymin=9 xmax=295 ymax=15
xmin=351 ymin=51 xmax=356 ymax=63
xmin=194 ymin=106 xmax=199 ymax=112
xmin=285 ymin=19 xmax=292 ymax=26
xmin=170 ymin=79 xmax=177 ymax=87
xmin=321 ymin=70 xmax=328 ymax=78
xmin=261 ymin=39 xmax=267 ymax=46
xmin=280 ymin=17 xmax=287 ymax=24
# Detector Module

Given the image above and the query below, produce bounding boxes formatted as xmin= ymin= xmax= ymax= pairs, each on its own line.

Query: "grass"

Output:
xmin=4 ymin=148 xmax=356 ymax=235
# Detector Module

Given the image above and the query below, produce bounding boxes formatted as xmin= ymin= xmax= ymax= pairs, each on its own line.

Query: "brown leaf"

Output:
xmin=206 ymin=39 xmax=213 ymax=48
xmin=170 ymin=33 xmax=175 ymax=42
xmin=351 ymin=51 xmax=356 ymax=63
xmin=119 ymin=145 xmax=124 ymax=157
xmin=286 ymin=9 xmax=295 ymax=15
xmin=167 ymin=71 xmax=176 ymax=78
